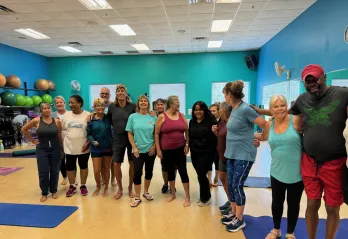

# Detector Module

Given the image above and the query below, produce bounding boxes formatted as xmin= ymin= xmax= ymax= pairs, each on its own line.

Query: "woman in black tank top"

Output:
xmin=22 ymin=103 xmax=63 ymax=203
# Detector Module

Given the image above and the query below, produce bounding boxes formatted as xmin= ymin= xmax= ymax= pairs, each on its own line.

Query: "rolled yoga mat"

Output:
xmin=12 ymin=149 xmax=36 ymax=157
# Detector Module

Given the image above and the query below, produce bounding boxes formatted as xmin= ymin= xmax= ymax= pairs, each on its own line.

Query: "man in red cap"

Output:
xmin=252 ymin=64 xmax=348 ymax=239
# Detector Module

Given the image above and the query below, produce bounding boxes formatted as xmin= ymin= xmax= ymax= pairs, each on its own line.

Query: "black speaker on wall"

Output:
xmin=244 ymin=54 xmax=258 ymax=70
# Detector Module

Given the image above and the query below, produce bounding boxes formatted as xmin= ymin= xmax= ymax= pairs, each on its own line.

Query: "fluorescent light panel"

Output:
xmin=14 ymin=28 xmax=50 ymax=39
xmin=59 ymin=46 xmax=81 ymax=53
xmin=131 ymin=44 xmax=150 ymax=51
xmin=109 ymin=24 xmax=136 ymax=36
xmin=216 ymin=0 xmax=241 ymax=3
xmin=208 ymin=40 xmax=223 ymax=48
xmin=211 ymin=20 xmax=232 ymax=32
xmin=78 ymin=0 xmax=112 ymax=10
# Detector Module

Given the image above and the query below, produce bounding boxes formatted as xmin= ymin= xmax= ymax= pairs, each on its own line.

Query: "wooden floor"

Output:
xmin=1 ymin=143 xmax=347 ymax=239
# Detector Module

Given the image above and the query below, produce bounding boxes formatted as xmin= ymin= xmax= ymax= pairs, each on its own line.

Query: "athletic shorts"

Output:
xmin=112 ymin=136 xmax=132 ymax=163
xmin=301 ymin=152 xmax=346 ymax=208
xmin=91 ymin=151 xmax=113 ymax=158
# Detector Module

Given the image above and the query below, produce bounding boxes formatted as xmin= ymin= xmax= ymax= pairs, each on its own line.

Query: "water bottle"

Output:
xmin=0 ymin=140 xmax=4 ymax=152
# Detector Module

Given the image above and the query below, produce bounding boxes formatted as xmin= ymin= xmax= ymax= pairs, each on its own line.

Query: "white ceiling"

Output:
xmin=0 ymin=0 xmax=316 ymax=57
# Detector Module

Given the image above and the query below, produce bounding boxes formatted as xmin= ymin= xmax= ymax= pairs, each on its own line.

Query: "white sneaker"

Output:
xmin=198 ymin=197 xmax=211 ymax=207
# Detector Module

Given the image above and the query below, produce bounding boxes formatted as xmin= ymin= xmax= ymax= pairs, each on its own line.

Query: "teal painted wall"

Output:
xmin=49 ymin=52 xmax=257 ymax=117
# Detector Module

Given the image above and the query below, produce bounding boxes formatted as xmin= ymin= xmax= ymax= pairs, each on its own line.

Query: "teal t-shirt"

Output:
xmin=268 ymin=115 xmax=302 ymax=184
xmin=125 ymin=113 xmax=157 ymax=153
xmin=224 ymin=102 xmax=259 ymax=162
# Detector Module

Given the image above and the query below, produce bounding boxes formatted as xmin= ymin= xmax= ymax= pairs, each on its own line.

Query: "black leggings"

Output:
xmin=66 ymin=153 xmax=90 ymax=171
xmin=60 ymin=153 xmax=67 ymax=178
xmin=162 ymin=146 xmax=189 ymax=183
xmin=133 ymin=153 xmax=156 ymax=185
xmin=271 ymin=176 xmax=304 ymax=233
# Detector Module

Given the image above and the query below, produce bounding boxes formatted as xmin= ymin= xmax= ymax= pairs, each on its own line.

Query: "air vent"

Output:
xmin=193 ymin=37 xmax=208 ymax=42
xmin=66 ymin=42 xmax=83 ymax=47
xmin=126 ymin=50 xmax=139 ymax=54
xmin=0 ymin=5 xmax=15 ymax=15
xmin=100 ymin=51 xmax=113 ymax=55
xmin=152 ymin=50 xmax=165 ymax=53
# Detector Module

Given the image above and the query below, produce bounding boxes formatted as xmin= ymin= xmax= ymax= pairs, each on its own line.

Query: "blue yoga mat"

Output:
xmin=243 ymin=215 xmax=348 ymax=239
xmin=0 ymin=203 xmax=78 ymax=228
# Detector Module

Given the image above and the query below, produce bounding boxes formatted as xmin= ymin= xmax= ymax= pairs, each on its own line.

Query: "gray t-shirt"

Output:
xmin=12 ymin=115 xmax=29 ymax=126
xmin=107 ymin=103 xmax=136 ymax=138
xmin=290 ymin=86 xmax=348 ymax=162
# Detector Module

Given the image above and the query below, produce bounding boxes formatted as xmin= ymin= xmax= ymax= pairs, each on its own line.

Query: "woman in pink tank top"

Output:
xmin=155 ymin=95 xmax=191 ymax=207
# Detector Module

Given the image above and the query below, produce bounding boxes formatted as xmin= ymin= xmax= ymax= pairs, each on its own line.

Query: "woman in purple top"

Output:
xmin=155 ymin=95 xmax=191 ymax=207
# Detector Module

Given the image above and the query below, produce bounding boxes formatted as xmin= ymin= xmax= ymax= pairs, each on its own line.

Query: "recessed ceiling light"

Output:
xmin=109 ymin=24 xmax=136 ymax=36
xmin=211 ymin=20 xmax=232 ymax=32
xmin=208 ymin=40 xmax=223 ymax=48
xmin=216 ymin=0 xmax=242 ymax=3
xmin=14 ymin=28 xmax=50 ymax=40
xmin=78 ymin=0 xmax=112 ymax=10
xmin=59 ymin=46 xmax=81 ymax=53
xmin=131 ymin=44 xmax=150 ymax=51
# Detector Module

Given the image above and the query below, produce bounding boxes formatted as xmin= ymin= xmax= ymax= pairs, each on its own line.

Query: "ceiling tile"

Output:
xmin=264 ymin=0 xmax=316 ymax=11
xmin=214 ymin=3 xmax=240 ymax=13
xmin=253 ymin=17 xmax=293 ymax=25
xmin=70 ymin=11 xmax=96 ymax=20
xmin=235 ymin=11 xmax=259 ymax=20
xmin=30 ymin=3 xmax=63 ymax=12
xmin=249 ymin=24 xmax=286 ymax=31
xmin=229 ymin=25 xmax=248 ymax=32
xmin=239 ymin=2 xmax=267 ymax=12
xmin=258 ymin=9 xmax=304 ymax=18
xmin=150 ymin=22 xmax=171 ymax=29
xmin=2 ymin=3 xmax=39 ymax=13
xmin=189 ymin=4 xmax=214 ymax=14
xmin=93 ymin=10 xmax=120 ymax=18
xmin=100 ymin=18 xmax=127 ymax=25
xmin=213 ymin=12 xmax=236 ymax=20
xmin=2 ymin=14 xmax=32 ymax=22
xmin=168 ymin=14 xmax=189 ymax=23
xmin=189 ymin=13 xmax=212 ymax=22
xmin=43 ymin=21 xmax=67 ymax=28
xmin=44 ymin=12 xmax=74 ymax=20
xmin=165 ymin=6 xmax=189 ymax=15
xmin=23 ymin=12 xmax=52 ymax=21
xmin=50 ymin=0 xmax=86 ymax=11
xmin=233 ymin=18 xmax=254 ymax=26
xmin=117 ymin=7 xmax=165 ymax=17
xmin=108 ymin=0 xmax=163 ymax=8
xmin=153 ymin=29 xmax=172 ymax=35
xmin=22 ymin=0 xmax=51 ymax=3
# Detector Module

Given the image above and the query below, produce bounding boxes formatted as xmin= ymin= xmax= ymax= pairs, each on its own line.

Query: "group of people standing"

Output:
xmin=21 ymin=64 xmax=348 ymax=239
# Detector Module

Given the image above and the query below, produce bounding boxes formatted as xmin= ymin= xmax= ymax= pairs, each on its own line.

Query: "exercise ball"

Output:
xmin=15 ymin=94 xmax=26 ymax=106
xmin=5 ymin=75 xmax=21 ymax=88
xmin=0 ymin=91 xmax=17 ymax=106
xmin=0 ymin=73 xmax=6 ymax=87
xmin=32 ymin=95 xmax=42 ymax=106
xmin=35 ymin=79 xmax=49 ymax=90
xmin=24 ymin=96 xmax=33 ymax=106
xmin=42 ymin=94 xmax=52 ymax=104
xmin=48 ymin=80 xmax=55 ymax=90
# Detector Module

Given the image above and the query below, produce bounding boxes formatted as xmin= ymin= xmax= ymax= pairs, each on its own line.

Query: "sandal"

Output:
xmin=285 ymin=234 xmax=296 ymax=239
xmin=143 ymin=192 xmax=154 ymax=201
xmin=265 ymin=230 xmax=281 ymax=239
xmin=130 ymin=198 xmax=142 ymax=207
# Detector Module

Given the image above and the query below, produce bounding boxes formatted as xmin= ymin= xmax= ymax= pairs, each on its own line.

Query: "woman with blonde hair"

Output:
xmin=155 ymin=95 xmax=191 ymax=207
xmin=87 ymin=98 xmax=113 ymax=197
xmin=255 ymin=95 xmax=303 ymax=239
xmin=126 ymin=95 xmax=157 ymax=207
xmin=221 ymin=80 xmax=267 ymax=232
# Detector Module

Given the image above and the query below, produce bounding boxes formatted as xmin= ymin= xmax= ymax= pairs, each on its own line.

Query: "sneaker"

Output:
xmin=221 ymin=208 xmax=232 ymax=217
xmin=219 ymin=201 xmax=231 ymax=211
xmin=198 ymin=198 xmax=211 ymax=207
xmin=80 ymin=185 xmax=88 ymax=196
xmin=66 ymin=185 xmax=76 ymax=197
xmin=161 ymin=185 xmax=168 ymax=193
xmin=226 ymin=218 xmax=246 ymax=232
xmin=220 ymin=213 xmax=236 ymax=225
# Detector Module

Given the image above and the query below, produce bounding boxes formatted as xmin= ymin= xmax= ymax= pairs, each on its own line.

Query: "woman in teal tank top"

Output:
xmin=255 ymin=95 xmax=304 ymax=239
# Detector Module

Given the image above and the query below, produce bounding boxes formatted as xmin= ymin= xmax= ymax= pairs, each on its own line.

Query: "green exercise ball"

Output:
xmin=0 ymin=91 xmax=17 ymax=106
xmin=15 ymin=94 xmax=26 ymax=106
xmin=31 ymin=95 xmax=42 ymax=106
xmin=42 ymin=94 xmax=52 ymax=104
xmin=24 ymin=96 xmax=33 ymax=106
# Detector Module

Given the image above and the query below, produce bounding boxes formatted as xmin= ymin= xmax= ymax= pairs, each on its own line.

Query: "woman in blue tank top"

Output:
xmin=255 ymin=95 xmax=303 ymax=239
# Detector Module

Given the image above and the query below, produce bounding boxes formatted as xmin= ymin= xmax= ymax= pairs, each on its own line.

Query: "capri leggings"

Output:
xmin=162 ymin=146 xmax=189 ymax=183
xmin=66 ymin=153 xmax=90 ymax=171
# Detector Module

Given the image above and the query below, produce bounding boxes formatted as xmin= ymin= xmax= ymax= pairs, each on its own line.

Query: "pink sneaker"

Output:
xmin=66 ymin=185 xmax=76 ymax=197
xmin=80 ymin=185 xmax=88 ymax=196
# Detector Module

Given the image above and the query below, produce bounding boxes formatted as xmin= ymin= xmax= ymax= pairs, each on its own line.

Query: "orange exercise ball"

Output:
xmin=5 ymin=75 xmax=21 ymax=88
xmin=48 ymin=80 xmax=55 ymax=90
xmin=0 ymin=73 xmax=6 ymax=87
xmin=35 ymin=79 xmax=49 ymax=90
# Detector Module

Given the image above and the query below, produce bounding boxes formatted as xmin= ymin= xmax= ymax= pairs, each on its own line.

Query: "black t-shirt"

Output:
xmin=189 ymin=116 xmax=217 ymax=153
xmin=290 ymin=86 xmax=348 ymax=162
xmin=107 ymin=103 xmax=136 ymax=136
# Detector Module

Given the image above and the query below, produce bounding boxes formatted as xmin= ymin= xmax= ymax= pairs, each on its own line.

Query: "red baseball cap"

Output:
xmin=301 ymin=64 xmax=325 ymax=81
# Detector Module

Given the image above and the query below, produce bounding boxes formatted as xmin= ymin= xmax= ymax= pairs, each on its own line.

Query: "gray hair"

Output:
xmin=39 ymin=102 xmax=51 ymax=111
xmin=166 ymin=95 xmax=179 ymax=109
xmin=269 ymin=95 xmax=288 ymax=109
xmin=54 ymin=95 xmax=66 ymax=104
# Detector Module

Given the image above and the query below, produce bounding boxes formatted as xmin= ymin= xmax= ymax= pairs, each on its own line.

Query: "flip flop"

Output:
xmin=130 ymin=198 xmax=142 ymax=207
xmin=113 ymin=191 xmax=123 ymax=200
xmin=143 ymin=193 xmax=154 ymax=201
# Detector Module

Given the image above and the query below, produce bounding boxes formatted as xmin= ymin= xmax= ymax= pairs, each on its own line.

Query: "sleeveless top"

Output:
xmin=160 ymin=112 xmax=186 ymax=150
xmin=36 ymin=117 xmax=60 ymax=150
xmin=268 ymin=115 xmax=302 ymax=184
